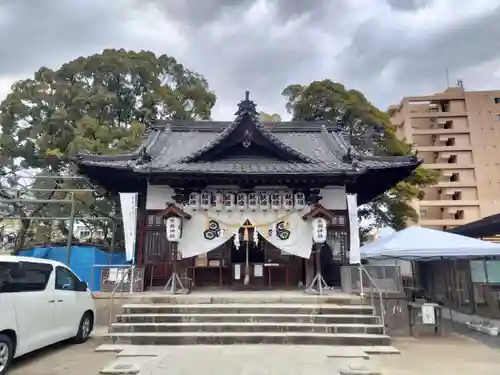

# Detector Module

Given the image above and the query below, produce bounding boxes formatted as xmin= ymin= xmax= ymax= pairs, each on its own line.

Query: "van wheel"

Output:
xmin=73 ymin=312 xmax=93 ymax=344
xmin=0 ymin=334 xmax=13 ymax=375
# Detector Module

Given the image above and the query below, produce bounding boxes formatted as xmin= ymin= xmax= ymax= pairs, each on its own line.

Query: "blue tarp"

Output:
xmin=360 ymin=226 xmax=500 ymax=260
xmin=18 ymin=245 xmax=127 ymax=291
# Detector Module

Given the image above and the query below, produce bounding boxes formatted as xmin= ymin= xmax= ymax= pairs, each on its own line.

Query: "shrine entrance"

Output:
xmin=230 ymin=225 xmax=267 ymax=289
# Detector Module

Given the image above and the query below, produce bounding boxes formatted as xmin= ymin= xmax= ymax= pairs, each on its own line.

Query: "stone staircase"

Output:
xmin=108 ymin=294 xmax=390 ymax=346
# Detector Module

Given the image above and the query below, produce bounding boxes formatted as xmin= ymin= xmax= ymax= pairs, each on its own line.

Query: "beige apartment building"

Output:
xmin=389 ymin=85 xmax=500 ymax=231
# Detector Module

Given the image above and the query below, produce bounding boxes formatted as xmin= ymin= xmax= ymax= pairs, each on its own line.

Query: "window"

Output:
xmin=454 ymin=210 xmax=465 ymax=220
xmin=450 ymin=173 xmax=460 ymax=182
xmin=452 ymin=192 xmax=462 ymax=200
xmin=447 ymin=155 xmax=457 ymax=164
xmin=494 ymin=98 xmax=500 ymax=104
xmin=79 ymin=230 xmax=90 ymax=237
xmin=445 ymin=138 xmax=455 ymax=146
xmin=55 ymin=266 xmax=80 ymax=291
xmin=0 ymin=261 xmax=53 ymax=293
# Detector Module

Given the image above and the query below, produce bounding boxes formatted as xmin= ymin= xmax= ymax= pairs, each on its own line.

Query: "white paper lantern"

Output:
xmin=214 ymin=192 xmax=224 ymax=212
xmin=236 ymin=192 xmax=247 ymax=211
xmin=165 ymin=216 xmax=182 ymax=242
xmin=270 ymin=192 xmax=281 ymax=211
xmin=248 ymin=192 xmax=258 ymax=211
xmin=188 ymin=192 xmax=200 ymax=209
xmin=294 ymin=192 xmax=306 ymax=210
xmin=200 ymin=191 xmax=211 ymax=210
xmin=258 ymin=191 xmax=270 ymax=211
xmin=224 ymin=192 xmax=235 ymax=211
xmin=282 ymin=191 xmax=293 ymax=211
xmin=311 ymin=217 xmax=328 ymax=244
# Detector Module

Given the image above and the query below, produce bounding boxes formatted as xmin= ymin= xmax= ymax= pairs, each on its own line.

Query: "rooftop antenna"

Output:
xmin=457 ymin=79 xmax=464 ymax=88
xmin=445 ymin=67 xmax=450 ymax=87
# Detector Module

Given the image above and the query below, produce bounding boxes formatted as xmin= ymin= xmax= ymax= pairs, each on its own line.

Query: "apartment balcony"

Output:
xmin=419 ymin=200 xmax=480 ymax=207
xmin=434 ymin=181 xmax=477 ymax=188
xmin=420 ymin=219 xmax=468 ymax=226
xmin=412 ymin=128 xmax=470 ymax=135
xmin=424 ymin=163 xmax=475 ymax=170
xmin=410 ymin=111 xmax=468 ymax=118
xmin=415 ymin=145 xmax=473 ymax=152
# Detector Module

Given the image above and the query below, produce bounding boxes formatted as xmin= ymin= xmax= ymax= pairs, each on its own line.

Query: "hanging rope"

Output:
xmin=202 ymin=211 xmax=293 ymax=229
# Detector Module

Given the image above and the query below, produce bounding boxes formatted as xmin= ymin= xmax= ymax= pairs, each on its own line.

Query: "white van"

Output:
xmin=0 ymin=255 xmax=96 ymax=375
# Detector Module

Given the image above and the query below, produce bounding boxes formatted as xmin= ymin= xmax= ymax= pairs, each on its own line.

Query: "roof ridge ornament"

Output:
xmin=235 ymin=90 xmax=258 ymax=117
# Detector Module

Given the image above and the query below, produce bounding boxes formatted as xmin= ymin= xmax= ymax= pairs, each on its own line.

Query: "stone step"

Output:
xmin=116 ymin=313 xmax=380 ymax=324
xmin=108 ymin=331 xmax=391 ymax=346
xmin=117 ymin=294 xmax=366 ymax=306
xmin=121 ymin=303 xmax=374 ymax=315
xmin=110 ymin=322 xmax=384 ymax=334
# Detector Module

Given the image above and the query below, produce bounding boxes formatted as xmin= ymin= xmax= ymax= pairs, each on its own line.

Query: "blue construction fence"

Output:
xmin=18 ymin=245 xmax=127 ymax=291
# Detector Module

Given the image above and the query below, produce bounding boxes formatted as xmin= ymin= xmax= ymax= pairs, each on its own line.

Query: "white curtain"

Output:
xmin=347 ymin=194 xmax=360 ymax=264
xmin=119 ymin=192 xmax=138 ymax=262
xmin=179 ymin=210 xmax=313 ymax=259
xmin=253 ymin=211 xmax=312 ymax=259
xmin=179 ymin=211 xmax=247 ymax=258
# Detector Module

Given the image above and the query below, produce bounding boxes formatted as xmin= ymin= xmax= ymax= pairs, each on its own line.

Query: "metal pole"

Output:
xmin=315 ymin=243 xmax=322 ymax=295
xmin=65 ymin=193 xmax=76 ymax=265
xmin=109 ymin=220 xmax=117 ymax=265
xmin=0 ymin=216 xmax=119 ymax=221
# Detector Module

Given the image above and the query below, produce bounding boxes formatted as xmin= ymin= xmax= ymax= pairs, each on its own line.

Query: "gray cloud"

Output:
xmin=0 ymin=0 xmax=499 ymax=118
xmin=0 ymin=0 xmax=128 ymax=76
xmin=386 ymin=0 xmax=433 ymax=11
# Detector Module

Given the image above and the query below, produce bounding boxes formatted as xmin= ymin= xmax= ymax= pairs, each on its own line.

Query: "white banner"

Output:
xmin=347 ymin=194 xmax=360 ymax=264
xmin=119 ymin=192 xmax=138 ymax=262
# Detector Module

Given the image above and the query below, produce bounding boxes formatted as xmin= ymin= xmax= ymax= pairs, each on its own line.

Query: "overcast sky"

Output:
xmin=1 ymin=0 xmax=500 ymax=120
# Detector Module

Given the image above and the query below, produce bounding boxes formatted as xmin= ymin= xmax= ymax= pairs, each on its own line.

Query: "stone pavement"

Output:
xmin=99 ymin=345 xmax=382 ymax=375
xmin=97 ymin=335 xmax=500 ymax=375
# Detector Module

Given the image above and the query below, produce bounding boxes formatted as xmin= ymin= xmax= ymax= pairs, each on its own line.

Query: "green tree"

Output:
xmin=0 ymin=49 xmax=217 ymax=250
xmin=259 ymin=111 xmax=282 ymax=123
xmin=282 ymin=80 xmax=437 ymax=234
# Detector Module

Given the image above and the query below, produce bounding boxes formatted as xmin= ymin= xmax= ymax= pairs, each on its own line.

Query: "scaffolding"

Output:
xmin=0 ymin=174 xmax=120 ymax=264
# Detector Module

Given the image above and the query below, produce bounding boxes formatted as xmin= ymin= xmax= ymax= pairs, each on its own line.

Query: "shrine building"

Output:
xmin=75 ymin=93 xmax=421 ymax=291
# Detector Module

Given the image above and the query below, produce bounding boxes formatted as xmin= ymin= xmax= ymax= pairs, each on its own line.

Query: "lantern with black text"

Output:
xmin=294 ymin=192 xmax=306 ymax=210
xmin=258 ymin=191 xmax=270 ymax=211
xmin=214 ymin=192 xmax=224 ymax=212
xmin=224 ymin=192 xmax=235 ymax=211
xmin=165 ymin=217 xmax=182 ymax=242
xmin=248 ymin=192 xmax=258 ymax=211
xmin=236 ymin=192 xmax=247 ymax=211
xmin=188 ymin=192 xmax=200 ymax=209
xmin=311 ymin=217 xmax=327 ymax=244
xmin=282 ymin=191 xmax=293 ymax=211
xmin=200 ymin=191 xmax=211 ymax=210
xmin=270 ymin=192 xmax=281 ymax=211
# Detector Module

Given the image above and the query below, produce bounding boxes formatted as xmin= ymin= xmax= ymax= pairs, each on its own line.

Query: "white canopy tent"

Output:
xmin=361 ymin=226 xmax=500 ymax=261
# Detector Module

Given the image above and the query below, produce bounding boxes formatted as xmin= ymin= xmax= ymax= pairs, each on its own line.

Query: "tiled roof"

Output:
xmin=76 ymin=96 xmax=419 ymax=176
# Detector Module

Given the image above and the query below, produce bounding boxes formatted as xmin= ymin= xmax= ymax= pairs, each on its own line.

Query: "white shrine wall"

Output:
xmin=145 ymin=184 xmax=347 ymax=211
